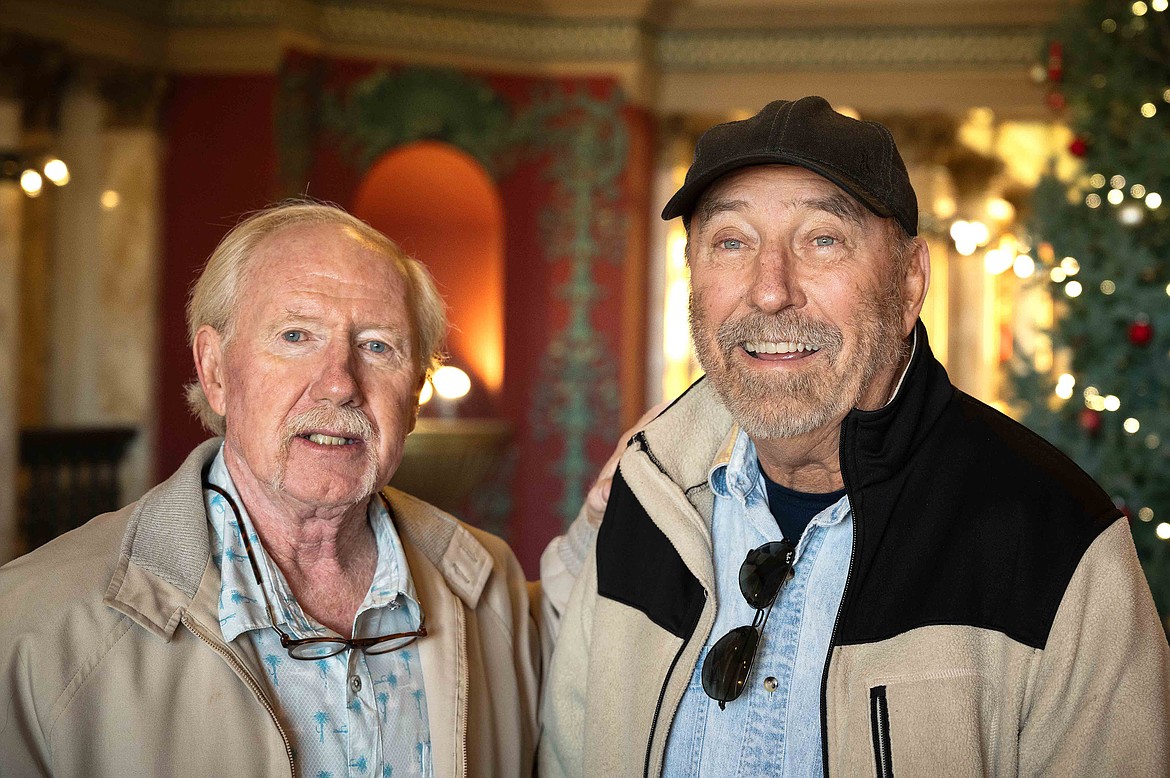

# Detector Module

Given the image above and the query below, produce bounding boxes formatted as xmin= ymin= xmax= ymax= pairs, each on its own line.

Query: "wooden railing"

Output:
xmin=18 ymin=427 xmax=137 ymax=552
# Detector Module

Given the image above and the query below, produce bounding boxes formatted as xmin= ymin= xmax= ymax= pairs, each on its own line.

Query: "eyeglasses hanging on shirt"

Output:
xmin=204 ymin=480 xmax=427 ymax=660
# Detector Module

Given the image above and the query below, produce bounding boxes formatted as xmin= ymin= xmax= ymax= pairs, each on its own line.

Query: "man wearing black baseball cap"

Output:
xmin=541 ymin=97 xmax=1169 ymax=776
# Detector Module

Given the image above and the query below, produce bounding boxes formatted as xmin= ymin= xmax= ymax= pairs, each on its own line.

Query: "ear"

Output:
xmin=900 ymin=238 xmax=932 ymax=336
xmin=193 ymin=325 xmax=229 ymax=417
xmin=408 ymin=372 xmax=427 ymax=434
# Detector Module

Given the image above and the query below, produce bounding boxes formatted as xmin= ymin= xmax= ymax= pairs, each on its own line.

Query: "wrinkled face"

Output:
xmin=197 ymin=223 xmax=423 ymax=509
xmin=688 ymin=165 xmax=925 ymax=440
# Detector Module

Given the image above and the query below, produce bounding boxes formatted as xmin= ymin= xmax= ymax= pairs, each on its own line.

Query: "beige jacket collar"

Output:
xmin=102 ymin=439 xmax=496 ymax=641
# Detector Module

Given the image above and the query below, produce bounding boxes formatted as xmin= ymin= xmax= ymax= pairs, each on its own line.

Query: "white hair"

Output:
xmin=185 ymin=200 xmax=447 ymax=435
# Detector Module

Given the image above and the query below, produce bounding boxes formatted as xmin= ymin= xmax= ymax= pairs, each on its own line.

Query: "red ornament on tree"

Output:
xmin=1080 ymin=407 xmax=1103 ymax=435
xmin=1046 ymin=91 xmax=1067 ymax=112
xmin=1047 ymin=41 xmax=1064 ymax=83
xmin=1129 ymin=316 xmax=1153 ymax=346
xmin=1069 ymin=136 xmax=1088 ymax=157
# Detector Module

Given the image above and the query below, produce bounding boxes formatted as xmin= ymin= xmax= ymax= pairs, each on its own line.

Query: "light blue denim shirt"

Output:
xmin=662 ymin=428 xmax=853 ymax=777
xmin=205 ymin=447 xmax=432 ymax=778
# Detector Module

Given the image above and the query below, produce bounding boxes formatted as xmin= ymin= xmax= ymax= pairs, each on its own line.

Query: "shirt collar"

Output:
xmin=708 ymin=426 xmax=764 ymax=504
xmin=204 ymin=445 xmax=421 ymax=644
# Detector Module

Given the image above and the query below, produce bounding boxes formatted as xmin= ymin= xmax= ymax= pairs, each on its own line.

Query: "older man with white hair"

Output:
xmin=0 ymin=202 xmax=540 ymax=777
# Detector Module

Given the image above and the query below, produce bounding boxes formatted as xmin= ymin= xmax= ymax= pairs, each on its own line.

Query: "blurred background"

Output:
xmin=1 ymin=0 xmax=1167 ymax=622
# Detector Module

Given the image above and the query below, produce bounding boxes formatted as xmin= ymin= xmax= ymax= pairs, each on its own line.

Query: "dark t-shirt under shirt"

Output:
xmin=760 ymin=462 xmax=847 ymax=542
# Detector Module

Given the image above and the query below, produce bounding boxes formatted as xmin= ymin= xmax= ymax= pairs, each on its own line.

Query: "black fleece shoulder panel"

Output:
xmin=838 ymin=391 xmax=1120 ymax=651
xmin=595 ymin=469 xmax=705 ymax=640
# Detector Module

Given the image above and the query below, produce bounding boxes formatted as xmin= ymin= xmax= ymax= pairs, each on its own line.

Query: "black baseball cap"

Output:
xmin=661 ymin=96 xmax=918 ymax=236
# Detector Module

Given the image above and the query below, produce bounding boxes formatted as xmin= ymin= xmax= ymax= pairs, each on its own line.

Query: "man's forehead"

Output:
xmin=694 ymin=165 xmax=869 ymax=226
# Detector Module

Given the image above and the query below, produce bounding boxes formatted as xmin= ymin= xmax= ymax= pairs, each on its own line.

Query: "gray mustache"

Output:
xmin=715 ymin=312 xmax=843 ymax=354
xmin=282 ymin=404 xmax=376 ymax=442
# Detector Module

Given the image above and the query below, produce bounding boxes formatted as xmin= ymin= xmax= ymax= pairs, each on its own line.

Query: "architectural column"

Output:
xmin=47 ymin=77 xmax=105 ymax=425
xmin=0 ymin=98 xmax=23 ymax=563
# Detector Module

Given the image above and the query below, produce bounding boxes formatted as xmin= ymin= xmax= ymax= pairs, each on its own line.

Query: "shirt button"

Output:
xmin=763 ymin=676 xmax=779 ymax=693
xmin=350 ymin=675 xmax=362 ymax=693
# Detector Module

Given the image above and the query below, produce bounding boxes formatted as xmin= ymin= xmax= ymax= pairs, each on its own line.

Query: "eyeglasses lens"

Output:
xmin=739 ymin=540 xmax=795 ymax=609
xmin=701 ymin=540 xmax=796 ymax=707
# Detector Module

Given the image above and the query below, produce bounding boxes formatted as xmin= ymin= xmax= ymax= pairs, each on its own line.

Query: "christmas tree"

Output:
xmin=1014 ymin=0 xmax=1170 ymax=623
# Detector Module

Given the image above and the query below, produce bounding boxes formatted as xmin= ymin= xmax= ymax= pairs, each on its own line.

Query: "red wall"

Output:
xmin=157 ymin=62 xmax=652 ymax=575
xmin=157 ymin=75 xmax=279 ymax=480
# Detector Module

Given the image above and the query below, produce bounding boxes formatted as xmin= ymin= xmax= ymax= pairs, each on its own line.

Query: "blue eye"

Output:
xmin=367 ymin=341 xmax=387 ymax=354
xmin=282 ymin=330 xmax=304 ymax=342
xmin=814 ymin=236 xmax=837 ymax=247
xmin=720 ymin=238 xmax=744 ymax=250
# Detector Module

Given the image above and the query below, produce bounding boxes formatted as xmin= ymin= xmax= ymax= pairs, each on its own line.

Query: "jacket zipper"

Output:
xmin=633 ymin=429 xmax=708 ymax=778
xmin=182 ymin=613 xmax=296 ymax=776
xmin=869 ymin=685 xmax=893 ymax=778
xmin=641 ymin=602 xmax=703 ymax=778
xmin=819 ymin=422 xmax=859 ymax=778
xmin=457 ymin=603 xmax=469 ymax=778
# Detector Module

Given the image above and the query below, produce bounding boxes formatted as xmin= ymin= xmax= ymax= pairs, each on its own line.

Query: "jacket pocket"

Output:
xmin=869 ymin=685 xmax=894 ymax=778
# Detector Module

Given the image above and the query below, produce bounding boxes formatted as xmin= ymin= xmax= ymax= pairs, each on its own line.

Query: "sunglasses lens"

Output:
xmin=739 ymin=540 xmax=795 ymax=610
xmin=701 ymin=625 xmax=761 ymax=704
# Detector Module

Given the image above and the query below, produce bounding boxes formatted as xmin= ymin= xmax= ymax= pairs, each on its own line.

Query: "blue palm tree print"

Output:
xmin=412 ymin=689 xmax=425 ymax=719
xmin=316 ymin=659 xmax=330 ymax=681
xmin=349 ymin=756 xmax=368 ymax=773
xmin=348 ymin=697 xmax=362 ymax=713
xmin=264 ymin=653 xmax=282 ymax=685
xmin=382 ymin=766 xmax=393 ymax=778
xmin=313 ymin=710 xmax=329 ymax=743
xmin=229 ymin=589 xmax=257 ymax=605
xmin=376 ymin=691 xmax=389 ymax=721
xmin=316 ymin=772 xmax=332 ymax=778
xmin=400 ymin=651 xmax=412 ymax=677
xmin=416 ymin=741 xmax=426 ymax=773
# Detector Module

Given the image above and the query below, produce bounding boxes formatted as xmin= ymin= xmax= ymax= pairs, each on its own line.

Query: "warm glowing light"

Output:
xmin=1013 ymin=255 xmax=1035 ymax=278
xmin=1124 ymin=417 xmax=1141 ymax=433
xmin=1131 ymin=183 xmax=1147 ymax=198
xmin=1110 ymin=175 xmax=1127 ymax=188
xmin=418 ymin=380 xmax=433 ymax=405
xmin=1089 ymin=173 xmax=1106 ymax=188
xmin=20 ymin=169 xmax=43 ymax=196
xmin=42 ymin=158 xmax=69 ymax=185
xmin=1101 ymin=280 xmax=1116 ymax=294
xmin=664 ymin=279 xmax=692 ymax=360
xmin=1060 ymin=256 xmax=1080 ymax=275
xmin=1084 ymin=386 xmax=1100 ymax=398
xmin=1086 ymin=395 xmax=1106 ymax=411
xmin=1141 ymin=102 xmax=1157 ymax=117
xmin=1134 ymin=1 xmax=1149 ymax=15
xmin=1119 ymin=203 xmax=1145 ymax=225
xmin=986 ymin=198 xmax=1014 ymax=221
xmin=431 ymin=366 xmax=471 ymax=400
xmin=1085 ymin=193 xmax=1102 ymax=208
xmin=984 ymin=248 xmax=1013 ymax=275
xmin=933 ymin=196 xmax=957 ymax=220
xmin=1156 ymin=522 xmax=1170 ymax=540
xmin=1102 ymin=18 xmax=1118 ymax=32
xmin=1055 ymin=374 xmax=1076 ymax=400
xmin=1050 ymin=267 xmax=1067 ymax=283
xmin=1107 ymin=188 xmax=1125 ymax=205
xmin=1065 ymin=280 xmax=1083 ymax=297
xmin=1103 ymin=394 xmax=1121 ymax=412
xmin=1155 ymin=0 xmax=1168 ymax=11
xmin=1147 ymin=433 xmax=1162 ymax=449
xmin=101 ymin=190 xmax=121 ymax=209
xmin=1147 ymin=192 xmax=1162 ymax=208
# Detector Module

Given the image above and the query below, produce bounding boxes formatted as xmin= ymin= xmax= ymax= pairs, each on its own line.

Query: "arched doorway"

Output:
xmin=352 ymin=140 xmax=505 ymax=414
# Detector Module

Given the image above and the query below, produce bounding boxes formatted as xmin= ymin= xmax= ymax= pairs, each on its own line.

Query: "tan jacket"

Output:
xmin=541 ymin=325 xmax=1170 ymax=777
xmin=0 ymin=440 xmax=540 ymax=777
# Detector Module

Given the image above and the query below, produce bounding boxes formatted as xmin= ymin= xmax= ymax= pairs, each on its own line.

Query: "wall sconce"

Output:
xmin=1 ymin=152 xmax=70 ymax=198
xmin=420 ymin=365 xmax=471 ymax=418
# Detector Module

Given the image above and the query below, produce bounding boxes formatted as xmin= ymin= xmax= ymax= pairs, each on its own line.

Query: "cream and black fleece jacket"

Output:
xmin=540 ymin=322 xmax=1170 ymax=777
